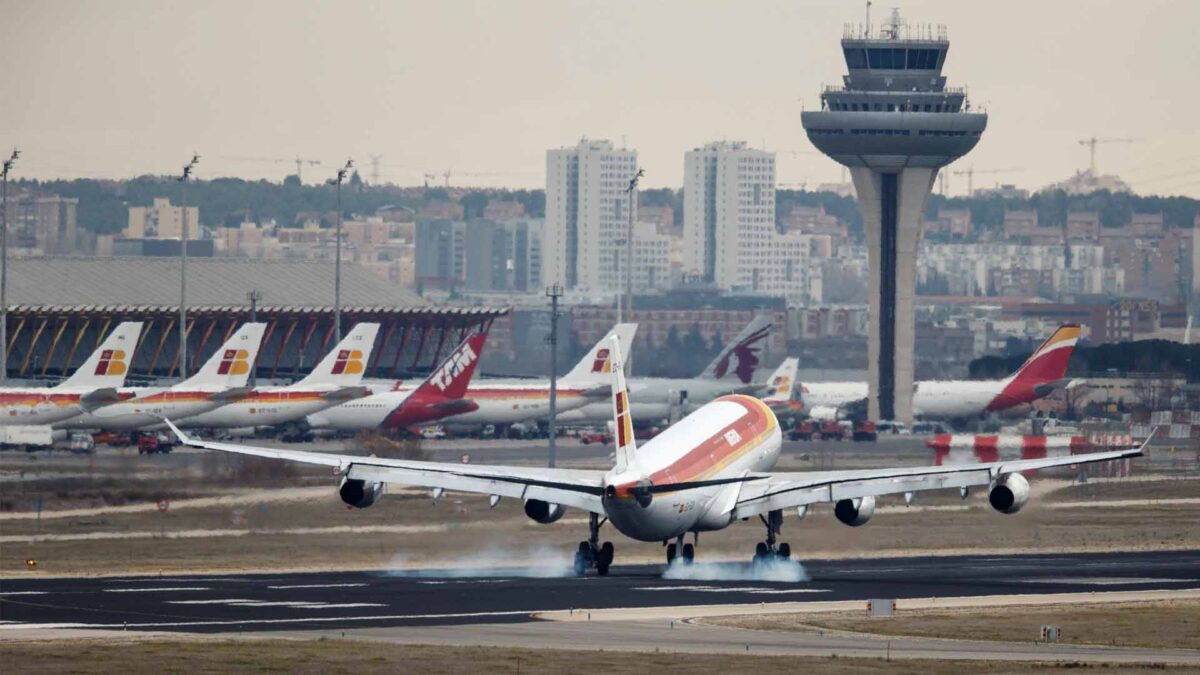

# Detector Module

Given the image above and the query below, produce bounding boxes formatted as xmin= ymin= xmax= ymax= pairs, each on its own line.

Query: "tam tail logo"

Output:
xmin=432 ymin=344 xmax=478 ymax=392
xmin=713 ymin=325 xmax=769 ymax=383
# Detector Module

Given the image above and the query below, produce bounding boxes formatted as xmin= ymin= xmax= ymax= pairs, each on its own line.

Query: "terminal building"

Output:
xmin=3 ymin=257 xmax=504 ymax=384
xmin=802 ymin=10 xmax=987 ymax=422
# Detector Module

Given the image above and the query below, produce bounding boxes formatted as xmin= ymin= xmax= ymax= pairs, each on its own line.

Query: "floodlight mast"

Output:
xmin=178 ymin=153 xmax=200 ymax=378
xmin=327 ymin=159 xmax=354 ymax=342
xmin=1 ymin=148 xmax=20 ymax=383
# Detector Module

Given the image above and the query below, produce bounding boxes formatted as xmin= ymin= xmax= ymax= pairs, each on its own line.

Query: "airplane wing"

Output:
xmin=163 ymin=419 xmax=605 ymax=514
xmin=732 ymin=445 xmax=1144 ymax=519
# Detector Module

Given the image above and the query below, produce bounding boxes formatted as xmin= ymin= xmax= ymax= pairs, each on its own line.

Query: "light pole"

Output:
xmin=623 ymin=168 xmax=644 ymax=325
xmin=177 ymin=153 xmax=199 ymax=379
xmin=1 ymin=149 xmax=19 ymax=383
xmin=247 ymin=289 xmax=262 ymax=387
xmin=328 ymin=159 xmax=354 ymax=342
xmin=545 ymin=285 xmax=563 ymax=468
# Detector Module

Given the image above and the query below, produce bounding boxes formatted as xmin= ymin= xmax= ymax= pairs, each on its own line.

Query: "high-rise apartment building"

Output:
xmin=683 ymin=141 xmax=819 ymax=304
xmin=544 ymin=139 xmax=640 ymax=292
xmin=126 ymin=197 xmax=200 ymax=240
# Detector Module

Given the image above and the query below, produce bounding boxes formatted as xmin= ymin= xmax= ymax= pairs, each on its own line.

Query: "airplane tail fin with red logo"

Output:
xmin=295 ymin=323 xmax=380 ymax=388
xmin=761 ymin=357 xmax=800 ymax=408
xmin=699 ymin=314 xmax=772 ymax=384
xmin=177 ymin=323 xmax=267 ymax=390
xmin=560 ymin=323 xmax=638 ymax=386
xmin=59 ymin=321 xmax=144 ymax=390
xmin=412 ymin=332 xmax=487 ymax=401
xmin=607 ymin=336 xmax=637 ymax=472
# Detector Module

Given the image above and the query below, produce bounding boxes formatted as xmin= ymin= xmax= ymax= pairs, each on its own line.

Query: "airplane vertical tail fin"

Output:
xmin=1008 ymin=324 xmax=1081 ymax=387
xmin=608 ymin=336 xmax=637 ymax=472
xmin=560 ymin=323 xmax=638 ymax=385
xmin=411 ymin=332 xmax=487 ymax=400
xmin=761 ymin=357 xmax=800 ymax=407
xmin=295 ymin=323 xmax=381 ymax=387
xmin=699 ymin=314 xmax=772 ymax=384
xmin=179 ymin=323 xmax=267 ymax=389
xmin=58 ymin=321 xmax=144 ymax=389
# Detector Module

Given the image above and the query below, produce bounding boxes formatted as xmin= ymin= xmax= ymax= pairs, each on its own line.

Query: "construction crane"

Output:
xmin=952 ymin=166 xmax=1021 ymax=196
xmin=222 ymin=156 xmax=322 ymax=183
xmin=1078 ymin=137 xmax=1140 ymax=175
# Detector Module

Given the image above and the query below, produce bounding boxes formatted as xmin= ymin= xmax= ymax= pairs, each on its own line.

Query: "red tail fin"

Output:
xmin=986 ymin=324 xmax=1081 ymax=412
xmin=413 ymin=332 xmax=487 ymax=400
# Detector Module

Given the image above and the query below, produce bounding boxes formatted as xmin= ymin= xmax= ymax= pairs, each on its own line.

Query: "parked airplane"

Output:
xmin=307 ymin=324 xmax=636 ymax=432
xmin=0 ymin=321 xmax=143 ymax=426
xmin=163 ymin=331 xmax=1141 ymax=576
xmin=56 ymin=323 xmax=267 ymax=431
xmin=802 ymin=325 xmax=1082 ymax=421
xmin=556 ymin=315 xmax=773 ymax=425
xmin=177 ymin=323 xmax=380 ymax=431
xmin=316 ymin=332 xmax=488 ymax=431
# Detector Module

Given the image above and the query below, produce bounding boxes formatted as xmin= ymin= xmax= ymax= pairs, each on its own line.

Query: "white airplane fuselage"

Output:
xmin=598 ymin=395 xmax=780 ymax=542
xmin=803 ymin=380 xmax=1011 ymax=420
xmin=179 ymin=386 xmax=354 ymax=429
xmin=54 ymin=387 xmax=232 ymax=431
xmin=557 ymin=377 xmax=761 ymax=425
xmin=0 ymin=387 xmax=105 ymax=426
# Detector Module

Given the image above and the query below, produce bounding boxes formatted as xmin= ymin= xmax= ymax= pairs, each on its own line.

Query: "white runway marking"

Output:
xmin=168 ymin=599 xmax=386 ymax=609
xmin=0 ymin=591 xmax=47 ymax=596
xmin=0 ymin=609 xmax=537 ymax=630
xmin=1017 ymin=577 xmax=1200 ymax=586
xmin=102 ymin=587 xmax=210 ymax=593
xmin=266 ymin=583 xmax=368 ymax=590
xmin=634 ymin=585 xmax=829 ymax=595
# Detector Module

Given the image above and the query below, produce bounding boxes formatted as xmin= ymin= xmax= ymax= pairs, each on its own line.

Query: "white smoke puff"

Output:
xmin=384 ymin=544 xmax=577 ymax=579
xmin=661 ymin=557 xmax=809 ymax=583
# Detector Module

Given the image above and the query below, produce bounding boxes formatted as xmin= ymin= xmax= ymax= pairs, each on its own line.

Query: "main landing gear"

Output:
xmin=665 ymin=533 xmax=697 ymax=566
xmin=574 ymin=512 xmax=614 ymax=576
xmin=753 ymin=509 xmax=791 ymax=562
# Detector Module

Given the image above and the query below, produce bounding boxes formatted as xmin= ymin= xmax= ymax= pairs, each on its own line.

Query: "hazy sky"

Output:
xmin=3 ymin=0 xmax=1198 ymax=197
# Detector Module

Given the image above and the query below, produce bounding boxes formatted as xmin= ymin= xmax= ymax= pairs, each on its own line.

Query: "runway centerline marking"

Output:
xmin=266 ymin=583 xmax=368 ymax=590
xmin=168 ymin=599 xmax=387 ymax=609
xmin=1016 ymin=577 xmax=1200 ymax=586
xmin=102 ymin=587 xmax=210 ymax=593
xmin=634 ymin=585 xmax=830 ymax=594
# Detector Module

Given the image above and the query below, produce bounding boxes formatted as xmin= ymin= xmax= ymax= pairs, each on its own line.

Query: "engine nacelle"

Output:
xmin=988 ymin=472 xmax=1030 ymax=514
xmin=523 ymin=499 xmax=566 ymax=524
xmin=834 ymin=496 xmax=876 ymax=527
xmin=339 ymin=477 xmax=384 ymax=508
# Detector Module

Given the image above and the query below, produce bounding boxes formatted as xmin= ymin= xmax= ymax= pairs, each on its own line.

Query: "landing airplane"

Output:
xmin=177 ymin=323 xmax=380 ymax=431
xmin=319 ymin=332 xmax=487 ymax=431
xmin=1 ymin=321 xmax=143 ymax=426
xmin=556 ymin=314 xmax=773 ymax=425
xmin=307 ymin=324 xmax=635 ymax=432
xmin=165 ymin=333 xmax=1141 ymax=576
xmin=56 ymin=323 xmax=266 ymax=431
xmin=802 ymin=325 xmax=1082 ymax=421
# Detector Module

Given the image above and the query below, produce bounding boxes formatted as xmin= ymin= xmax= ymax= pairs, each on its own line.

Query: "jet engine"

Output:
xmin=834 ymin=496 xmax=876 ymax=526
xmin=988 ymin=472 xmax=1030 ymax=514
xmin=339 ymin=477 xmax=384 ymax=508
xmin=523 ymin=499 xmax=566 ymax=524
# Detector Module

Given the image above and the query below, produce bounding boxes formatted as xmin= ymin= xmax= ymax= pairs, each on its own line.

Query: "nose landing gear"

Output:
xmin=573 ymin=512 xmax=614 ymax=576
xmin=753 ymin=509 xmax=791 ymax=562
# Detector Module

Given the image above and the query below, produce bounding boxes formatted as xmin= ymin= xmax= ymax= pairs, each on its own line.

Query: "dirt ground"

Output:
xmin=707 ymin=599 xmax=1200 ymax=650
xmin=0 ymin=639 xmax=1196 ymax=675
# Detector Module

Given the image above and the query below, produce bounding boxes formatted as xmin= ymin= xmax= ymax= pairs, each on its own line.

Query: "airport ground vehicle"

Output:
xmin=0 ymin=425 xmax=54 ymax=451
xmin=789 ymin=421 xmax=815 ymax=441
xmin=579 ymin=430 xmax=612 ymax=445
xmin=137 ymin=432 xmax=174 ymax=454
xmin=852 ymin=421 xmax=878 ymax=442
xmin=164 ymin=335 xmax=1145 ymax=576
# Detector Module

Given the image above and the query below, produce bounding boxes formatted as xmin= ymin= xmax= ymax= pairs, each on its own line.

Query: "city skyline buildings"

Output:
xmin=1 ymin=1 xmax=1197 ymax=198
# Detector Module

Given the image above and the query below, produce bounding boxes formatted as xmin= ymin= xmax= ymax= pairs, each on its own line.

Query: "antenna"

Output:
xmin=368 ymin=154 xmax=383 ymax=185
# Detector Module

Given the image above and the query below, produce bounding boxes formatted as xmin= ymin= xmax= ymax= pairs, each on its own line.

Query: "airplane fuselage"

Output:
xmin=803 ymin=378 xmax=1023 ymax=420
xmin=558 ymin=377 xmax=761 ymax=425
xmin=599 ymin=395 xmax=780 ymax=542
xmin=54 ymin=387 xmax=232 ymax=430
xmin=179 ymin=387 xmax=355 ymax=429
xmin=0 ymin=388 xmax=97 ymax=426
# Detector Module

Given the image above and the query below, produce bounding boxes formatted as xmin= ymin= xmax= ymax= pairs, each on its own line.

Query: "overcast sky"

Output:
xmin=3 ymin=0 xmax=1198 ymax=197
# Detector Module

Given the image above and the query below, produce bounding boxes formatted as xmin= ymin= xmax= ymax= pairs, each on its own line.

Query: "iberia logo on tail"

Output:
xmin=591 ymin=348 xmax=612 ymax=374
xmin=216 ymin=350 xmax=251 ymax=376
xmin=987 ymin=324 xmax=1081 ymax=412
xmin=332 ymin=350 xmax=365 ymax=375
xmin=93 ymin=350 xmax=128 ymax=376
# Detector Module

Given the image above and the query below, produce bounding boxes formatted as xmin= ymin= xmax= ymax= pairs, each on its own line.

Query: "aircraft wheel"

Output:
xmin=599 ymin=541 xmax=614 ymax=568
xmin=754 ymin=542 xmax=768 ymax=562
xmin=778 ymin=543 xmax=791 ymax=560
xmin=573 ymin=550 xmax=588 ymax=576
xmin=682 ymin=543 xmax=695 ymax=565
xmin=666 ymin=543 xmax=677 ymax=565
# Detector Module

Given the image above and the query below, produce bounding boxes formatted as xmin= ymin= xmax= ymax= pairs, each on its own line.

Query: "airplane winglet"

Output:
xmin=160 ymin=417 xmax=194 ymax=446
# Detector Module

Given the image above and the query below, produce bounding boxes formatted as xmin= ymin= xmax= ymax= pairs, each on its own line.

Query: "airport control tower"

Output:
xmin=802 ymin=10 xmax=986 ymax=423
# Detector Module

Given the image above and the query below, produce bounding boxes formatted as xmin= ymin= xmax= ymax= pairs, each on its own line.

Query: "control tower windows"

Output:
xmin=844 ymin=47 xmax=868 ymax=69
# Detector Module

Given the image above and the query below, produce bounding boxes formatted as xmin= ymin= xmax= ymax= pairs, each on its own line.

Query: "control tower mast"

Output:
xmin=801 ymin=9 xmax=986 ymax=424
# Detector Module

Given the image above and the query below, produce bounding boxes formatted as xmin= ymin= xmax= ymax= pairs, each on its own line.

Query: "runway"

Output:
xmin=2 ymin=550 xmax=1197 ymax=634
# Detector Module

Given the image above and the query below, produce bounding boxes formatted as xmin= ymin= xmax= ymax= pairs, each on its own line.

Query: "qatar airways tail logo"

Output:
xmin=430 ymin=343 xmax=478 ymax=391
xmin=713 ymin=326 xmax=769 ymax=384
